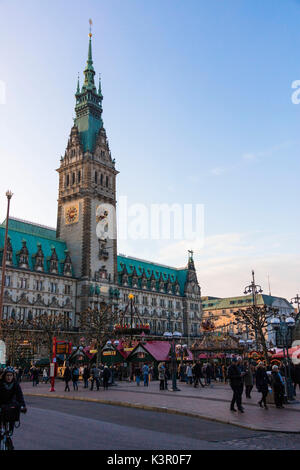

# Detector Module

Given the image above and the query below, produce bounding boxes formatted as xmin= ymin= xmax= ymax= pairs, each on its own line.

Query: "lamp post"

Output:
xmin=239 ymin=338 xmax=253 ymax=363
xmin=243 ymin=270 xmax=263 ymax=350
xmin=0 ymin=191 xmax=13 ymax=337
xmin=164 ymin=330 xmax=182 ymax=391
xmin=271 ymin=316 xmax=296 ymax=401
xmin=291 ymin=295 xmax=300 ymax=321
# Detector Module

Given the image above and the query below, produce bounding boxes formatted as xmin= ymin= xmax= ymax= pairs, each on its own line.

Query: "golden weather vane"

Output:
xmin=89 ymin=18 xmax=93 ymax=38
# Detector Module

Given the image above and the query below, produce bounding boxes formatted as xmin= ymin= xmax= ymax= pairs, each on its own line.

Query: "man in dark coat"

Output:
xmin=63 ymin=366 xmax=72 ymax=392
xmin=193 ymin=361 xmax=205 ymax=388
xmin=227 ymin=357 xmax=245 ymax=412
xmin=102 ymin=366 xmax=111 ymax=390
xmin=294 ymin=364 xmax=300 ymax=395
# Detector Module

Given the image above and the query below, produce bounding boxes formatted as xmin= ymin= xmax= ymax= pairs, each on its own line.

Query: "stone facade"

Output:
xmin=0 ymin=33 xmax=204 ymax=343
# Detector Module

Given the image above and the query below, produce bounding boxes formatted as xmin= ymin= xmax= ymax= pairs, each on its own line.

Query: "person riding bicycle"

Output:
xmin=0 ymin=367 xmax=27 ymax=439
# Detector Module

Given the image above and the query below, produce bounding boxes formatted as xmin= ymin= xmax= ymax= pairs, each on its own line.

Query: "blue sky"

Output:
xmin=0 ymin=0 xmax=299 ymax=299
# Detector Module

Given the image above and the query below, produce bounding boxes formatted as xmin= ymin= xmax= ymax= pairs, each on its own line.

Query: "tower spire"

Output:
xmin=82 ymin=19 xmax=96 ymax=91
xmin=73 ymin=20 xmax=104 ymax=153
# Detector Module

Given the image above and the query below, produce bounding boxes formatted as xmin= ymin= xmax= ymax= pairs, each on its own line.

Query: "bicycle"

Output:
xmin=0 ymin=405 xmax=26 ymax=451
xmin=0 ymin=420 xmax=15 ymax=451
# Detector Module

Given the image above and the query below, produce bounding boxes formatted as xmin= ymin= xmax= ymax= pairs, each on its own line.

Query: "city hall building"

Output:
xmin=0 ymin=33 xmax=203 ymax=341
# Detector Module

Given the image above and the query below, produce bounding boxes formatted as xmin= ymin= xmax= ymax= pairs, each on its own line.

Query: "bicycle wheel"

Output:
xmin=0 ymin=436 xmax=8 ymax=451
xmin=6 ymin=436 xmax=14 ymax=451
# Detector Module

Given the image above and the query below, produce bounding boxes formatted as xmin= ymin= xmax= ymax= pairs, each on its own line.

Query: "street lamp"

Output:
xmin=291 ymin=295 xmax=300 ymax=321
xmin=0 ymin=191 xmax=13 ymax=336
xmin=271 ymin=316 xmax=296 ymax=401
xmin=164 ymin=331 xmax=182 ymax=391
xmin=243 ymin=270 xmax=263 ymax=349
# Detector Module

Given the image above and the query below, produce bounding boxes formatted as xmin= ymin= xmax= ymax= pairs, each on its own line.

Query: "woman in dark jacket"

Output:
xmin=0 ymin=367 xmax=27 ymax=439
xmin=63 ymin=366 xmax=72 ymax=392
xmin=271 ymin=365 xmax=285 ymax=408
xmin=256 ymin=362 xmax=270 ymax=409
xmin=102 ymin=366 xmax=110 ymax=390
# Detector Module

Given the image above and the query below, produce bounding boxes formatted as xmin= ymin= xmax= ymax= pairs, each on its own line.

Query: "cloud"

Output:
xmin=210 ymin=167 xmax=225 ymax=176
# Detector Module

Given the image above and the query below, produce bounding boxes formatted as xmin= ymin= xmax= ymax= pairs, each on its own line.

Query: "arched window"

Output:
xmin=77 ymin=171 xmax=81 ymax=183
xmin=95 ymin=172 xmax=98 ymax=184
xmin=106 ymin=176 xmax=109 ymax=187
xmin=100 ymin=174 xmax=103 ymax=186
xmin=66 ymin=175 xmax=69 ymax=187
xmin=72 ymin=173 xmax=75 ymax=185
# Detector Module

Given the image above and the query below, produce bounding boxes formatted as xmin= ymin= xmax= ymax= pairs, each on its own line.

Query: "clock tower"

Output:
xmin=56 ymin=31 xmax=118 ymax=312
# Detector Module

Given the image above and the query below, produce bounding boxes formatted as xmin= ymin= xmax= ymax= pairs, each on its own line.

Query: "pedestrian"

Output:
xmin=243 ymin=361 xmax=254 ymax=399
xmin=222 ymin=364 xmax=227 ymax=384
xmin=90 ymin=365 xmax=100 ymax=391
xmin=135 ymin=367 xmax=141 ymax=386
xmin=71 ymin=366 xmax=79 ymax=391
xmin=102 ymin=366 xmax=110 ymax=390
xmin=16 ymin=367 xmax=23 ymax=383
xmin=158 ymin=362 xmax=165 ymax=390
xmin=42 ymin=368 xmax=49 ymax=384
xmin=31 ymin=366 xmax=39 ymax=387
xmin=83 ymin=365 xmax=90 ymax=389
xmin=193 ymin=361 xmax=205 ymax=388
xmin=293 ymin=364 xmax=300 ymax=395
xmin=271 ymin=365 xmax=285 ymax=409
xmin=63 ymin=366 xmax=72 ymax=392
xmin=186 ymin=363 xmax=193 ymax=385
xmin=227 ymin=357 xmax=245 ymax=413
xmin=165 ymin=364 xmax=170 ymax=390
xmin=256 ymin=362 xmax=270 ymax=409
xmin=206 ymin=363 xmax=213 ymax=386
xmin=142 ymin=364 xmax=149 ymax=386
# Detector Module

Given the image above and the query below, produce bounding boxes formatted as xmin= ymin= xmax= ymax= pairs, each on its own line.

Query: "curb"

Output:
xmin=24 ymin=392 xmax=300 ymax=434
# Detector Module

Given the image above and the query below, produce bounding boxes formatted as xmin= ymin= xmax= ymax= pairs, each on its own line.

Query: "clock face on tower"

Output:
xmin=65 ymin=204 xmax=79 ymax=225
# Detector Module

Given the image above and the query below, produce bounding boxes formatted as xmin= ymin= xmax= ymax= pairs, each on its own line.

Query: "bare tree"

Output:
xmin=28 ymin=312 xmax=68 ymax=360
xmin=0 ymin=317 xmax=28 ymax=365
xmin=79 ymin=302 xmax=119 ymax=362
xmin=233 ymin=305 xmax=278 ymax=364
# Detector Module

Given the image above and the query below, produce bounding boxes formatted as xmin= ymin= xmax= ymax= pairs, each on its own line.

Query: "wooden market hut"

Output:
xmin=190 ymin=334 xmax=244 ymax=363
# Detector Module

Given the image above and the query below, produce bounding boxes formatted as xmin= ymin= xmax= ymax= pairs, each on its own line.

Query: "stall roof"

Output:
xmin=128 ymin=341 xmax=193 ymax=362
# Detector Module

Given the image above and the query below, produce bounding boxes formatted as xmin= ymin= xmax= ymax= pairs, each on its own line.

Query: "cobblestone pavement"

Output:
xmin=16 ymin=396 xmax=300 ymax=450
xmin=222 ymin=433 xmax=300 ymax=450
xmin=21 ymin=379 xmax=300 ymax=433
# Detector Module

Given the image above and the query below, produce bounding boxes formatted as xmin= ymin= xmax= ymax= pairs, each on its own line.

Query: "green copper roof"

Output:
xmin=117 ymin=255 xmax=187 ymax=296
xmin=74 ymin=35 xmax=103 ymax=153
xmin=202 ymin=294 xmax=293 ymax=310
xmin=0 ymin=219 xmax=71 ymax=276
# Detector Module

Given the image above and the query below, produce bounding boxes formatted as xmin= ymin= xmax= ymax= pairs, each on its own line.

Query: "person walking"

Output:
xmin=16 ymin=367 xmax=23 ymax=383
xmin=90 ymin=365 xmax=100 ymax=391
xmin=102 ymin=366 xmax=110 ymax=390
xmin=193 ymin=361 xmax=205 ymax=388
xmin=142 ymin=364 xmax=149 ymax=387
xmin=206 ymin=363 xmax=213 ymax=386
xmin=135 ymin=367 xmax=141 ymax=386
xmin=63 ymin=366 xmax=72 ymax=392
xmin=271 ymin=365 xmax=285 ymax=409
xmin=31 ymin=366 xmax=39 ymax=387
xmin=42 ymin=368 xmax=49 ymax=384
xmin=227 ymin=357 xmax=245 ymax=413
xmin=158 ymin=362 xmax=165 ymax=390
xmin=71 ymin=366 xmax=79 ymax=391
xmin=186 ymin=363 xmax=193 ymax=385
xmin=256 ymin=362 xmax=270 ymax=409
xmin=293 ymin=364 xmax=300 ymax=395
xmin=243 ymin=361 xmax=254 ymax=399
xmin=83 ymin=365 xmax=90 ymax=389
